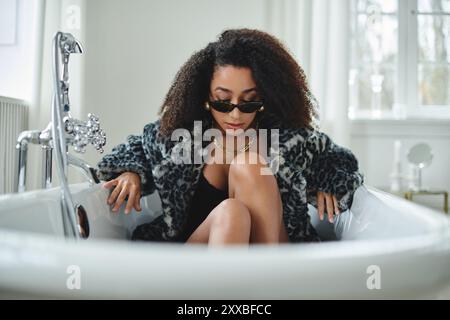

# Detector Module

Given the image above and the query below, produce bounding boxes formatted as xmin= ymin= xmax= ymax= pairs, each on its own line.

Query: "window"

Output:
xmin=349 ymin=0 xmax=450 ymax=119
xmin=0 ymin=0 xmax=17 ymax=45
xmin=0 ymin=0 xmax=39 ymax=101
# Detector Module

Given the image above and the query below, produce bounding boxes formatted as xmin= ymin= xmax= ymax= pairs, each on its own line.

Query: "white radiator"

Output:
xmin=0 ymin=96 xmax=28 ymax=194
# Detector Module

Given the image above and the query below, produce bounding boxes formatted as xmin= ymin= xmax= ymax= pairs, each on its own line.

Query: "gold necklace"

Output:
xmin=213 ymin=135 xmax=256 ymax=155
xmin=211 ymin=121 xmax=259 ymax=155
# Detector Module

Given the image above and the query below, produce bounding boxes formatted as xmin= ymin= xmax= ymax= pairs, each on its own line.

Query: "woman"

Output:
xmin=97 ymin=28 xmax=364 ymax=245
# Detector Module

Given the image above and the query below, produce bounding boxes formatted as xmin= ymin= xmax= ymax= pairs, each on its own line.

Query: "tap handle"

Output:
xmin=65 ymin=113 xmax=106 ymax=154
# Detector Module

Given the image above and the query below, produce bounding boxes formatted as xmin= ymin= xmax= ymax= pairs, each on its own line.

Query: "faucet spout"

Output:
xmin=60 ymin=33 xmax=83 ymax=55
xmin=67 ymin=154 xmax=100 ymax=185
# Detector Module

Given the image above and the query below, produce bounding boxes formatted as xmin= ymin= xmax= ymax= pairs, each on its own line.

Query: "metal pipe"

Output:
xmin=52 ymin=32 xmax=79 ymax=239
xmin=42 ymin=146 xmax=52 ymax=189
xmin=68 ymin=154 xmax=100 ymax=185
xmin=16 ymin=142 xmax=28 ymax=193
xmin=16 ymin=130 xmax=40 ymax=193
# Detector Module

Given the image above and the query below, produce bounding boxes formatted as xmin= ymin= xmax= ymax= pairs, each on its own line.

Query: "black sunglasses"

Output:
xmin=207 ymin=100 xmax=264 ymax=113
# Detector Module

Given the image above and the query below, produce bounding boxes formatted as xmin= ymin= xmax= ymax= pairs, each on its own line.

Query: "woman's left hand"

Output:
xmin=317 ymin=191 xmax=340 ymax=223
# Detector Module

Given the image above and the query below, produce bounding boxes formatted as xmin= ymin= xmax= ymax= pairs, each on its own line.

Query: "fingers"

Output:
xmin=325 ymin=194 xmax=334 ymax=223
xmin=103 ymin=179 xmax=118 ymax=190
xmin=107 ymin=181 xmax=122 ymax=205
xmin=317 ymin=191 xmax=340 ymax=223
xmin=317 ymin=192 xmax=325 ymax=221
xmin=333 ymin=195 xmax=340 ymax=215
xmin=134 ymin=190 xmax=142 ymax=212
xmin=112 ymin=186 xmax=129 ymax=212
xmin=105 ymin=172 xmax=143 ymax=214
xmin=124 ymin=186 xmax=136 ymax=214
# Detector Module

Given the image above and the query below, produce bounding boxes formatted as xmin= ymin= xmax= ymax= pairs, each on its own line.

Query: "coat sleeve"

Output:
xmin=300 ymin=129 xmax=364 ymax=211
xmin=96 ymin=121 xmax=158 ymax=196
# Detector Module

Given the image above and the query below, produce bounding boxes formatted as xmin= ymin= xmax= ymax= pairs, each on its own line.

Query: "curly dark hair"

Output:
xmin=158 ymin=28 xmax=319 ymax=137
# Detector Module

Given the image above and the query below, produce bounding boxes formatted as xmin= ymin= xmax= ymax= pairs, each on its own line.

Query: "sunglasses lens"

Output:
xmin=238 ymin=102 xmax=263 ymax=113
xmin=208 ymin=101 xmax=263 ymax=113
xmin=209 ymin=101 xmax=232 ymax=113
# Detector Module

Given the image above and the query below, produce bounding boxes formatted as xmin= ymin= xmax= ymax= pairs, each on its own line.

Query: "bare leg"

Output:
xmin=228 ymin=151 xmax=284 ymax=244
xmin=186 ymin=198 xmax=251 ymax=246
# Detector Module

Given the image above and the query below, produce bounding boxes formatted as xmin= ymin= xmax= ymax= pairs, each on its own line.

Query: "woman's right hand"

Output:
xmin=103 ymin=172 xmax=142 ymax=214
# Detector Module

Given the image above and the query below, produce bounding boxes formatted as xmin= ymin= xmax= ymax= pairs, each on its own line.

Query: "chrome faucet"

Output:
xmin=16 ymin=115 xmax=105 ymax=192
xmin=16 ymin=130 xmax=41 ymax=192
xmin=15 ymin=32 xmax=106 ymax=239
xmin=16 ymin=124 xmax=54 ymax=191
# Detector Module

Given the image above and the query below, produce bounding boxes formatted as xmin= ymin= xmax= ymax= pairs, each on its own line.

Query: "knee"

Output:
xmin=229 ymin=151 xmax=269 ymax=182
xmin=212 ymin=199 xmax=251 ymax=230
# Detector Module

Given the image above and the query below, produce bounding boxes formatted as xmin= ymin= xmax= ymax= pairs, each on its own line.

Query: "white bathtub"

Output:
xmin=0 ymin=183 xmax=449 ymax=299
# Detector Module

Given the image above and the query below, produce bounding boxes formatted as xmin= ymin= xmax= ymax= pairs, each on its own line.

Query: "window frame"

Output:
xmin=350 ymin=0 xmax=450 ymax=120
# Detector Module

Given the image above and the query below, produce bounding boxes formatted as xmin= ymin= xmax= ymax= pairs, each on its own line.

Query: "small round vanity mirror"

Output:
xmin=407 ymin=143 xmax=433 ymax=191
xmin=407 ymin=143 xmax=433 ymax=169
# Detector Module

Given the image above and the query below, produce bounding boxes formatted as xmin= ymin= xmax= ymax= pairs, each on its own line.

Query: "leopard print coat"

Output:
xmin=96 ymin=117 xmax=364 ymax=243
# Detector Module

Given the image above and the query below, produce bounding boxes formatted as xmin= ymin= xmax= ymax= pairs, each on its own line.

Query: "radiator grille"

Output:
xmin=0 ymin=96 xmax=28 ymax=194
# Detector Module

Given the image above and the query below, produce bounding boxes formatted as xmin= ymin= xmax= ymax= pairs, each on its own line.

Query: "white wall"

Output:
xmin=82 ymin=0 xmax=269 ymax=167
xmin=5 ymin=0 xmax=448 ymax=207
xmin=351 ymin=120 xmax=450 ymax=213
xmin=79 ymin=0 xmax=450 ymax=214
xmin=4 ymin=0 xmax=303 ymax=191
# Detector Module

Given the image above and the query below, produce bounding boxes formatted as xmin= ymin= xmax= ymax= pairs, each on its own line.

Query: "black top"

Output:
xmin=177 ymin=170 xmax=228 ymax=242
